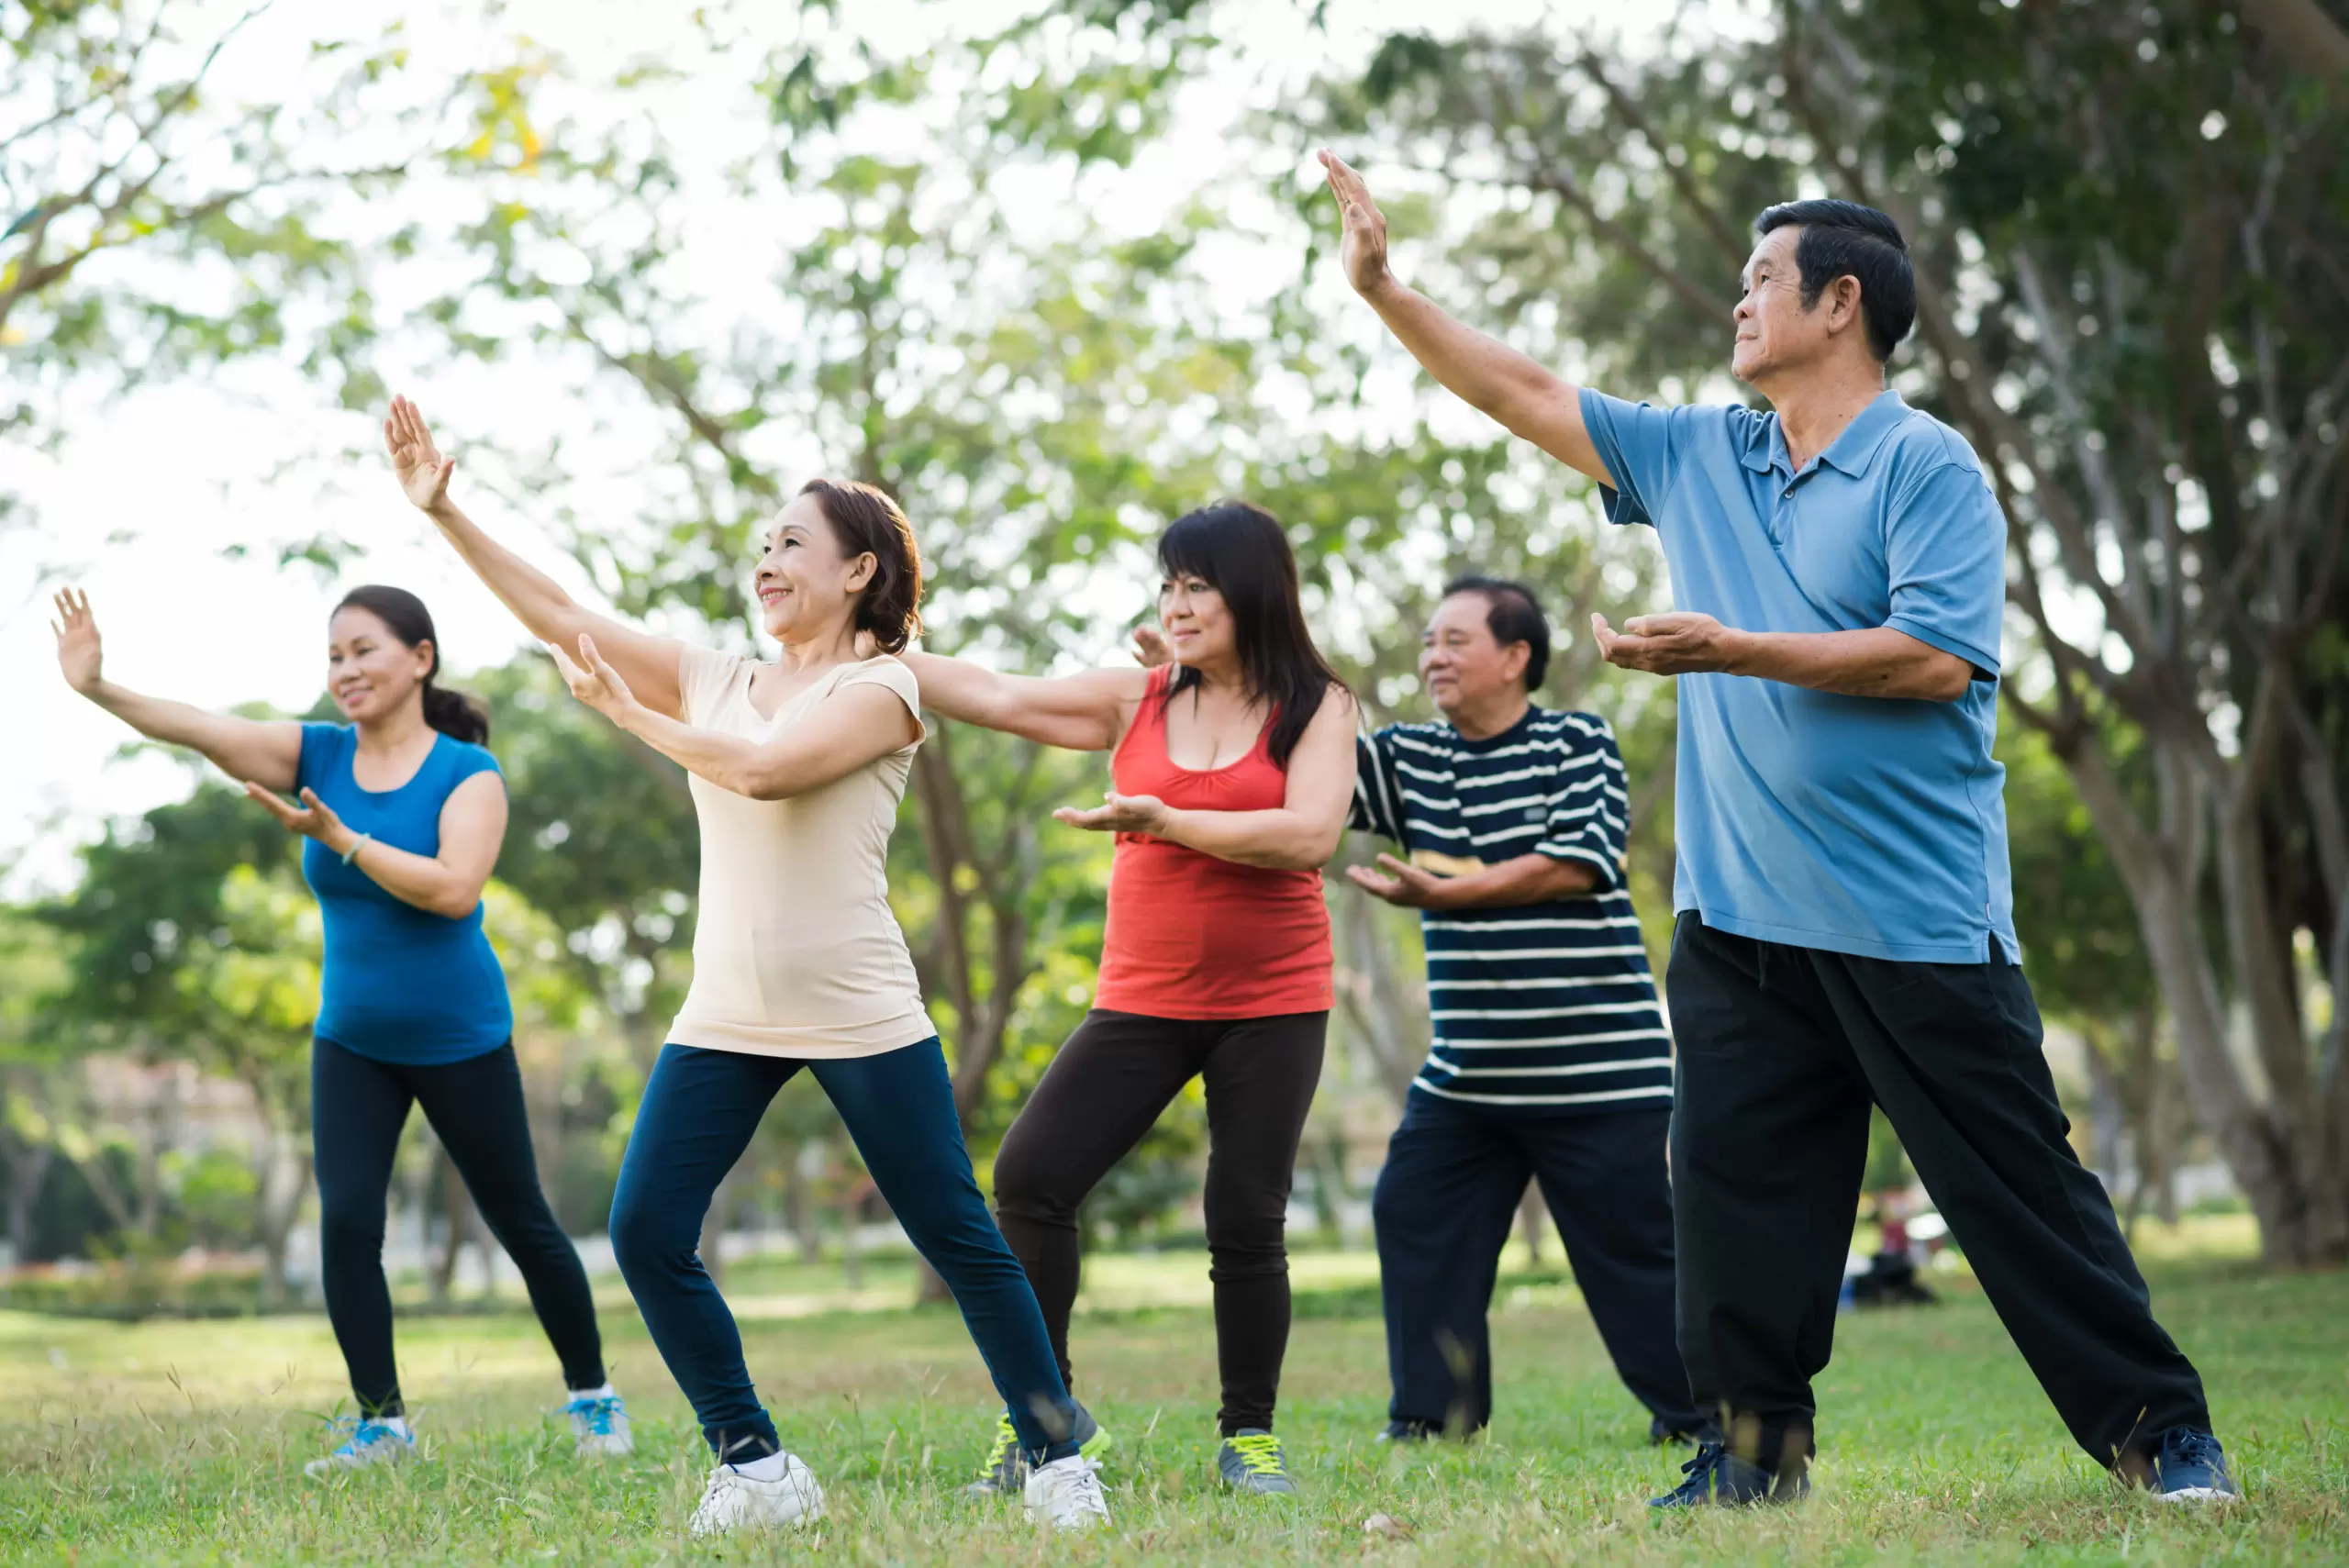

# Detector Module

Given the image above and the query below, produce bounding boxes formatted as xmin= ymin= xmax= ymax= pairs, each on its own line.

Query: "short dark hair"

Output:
xmin=1441 ymin=575 xmax=1550 ymax=692
xmin=1752 ymin=199 xmax=1915 ymax=361
xmin=1157 ymin=499 xmax=1347 ymax=768
xmin=331 ymin=584 xmax=491 ymax=744
xmin=796 ymin=478 xmax=923 ymax=653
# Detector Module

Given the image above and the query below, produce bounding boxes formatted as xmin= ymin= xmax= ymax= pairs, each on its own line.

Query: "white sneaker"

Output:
xmin=562 ymin=1391 xmax=634 ymax=1457
xmin=687 ymin=1451 xmax=826 ymax=1536
xmin=304 ymin=1415 xmax=416 ymax=1479
xmin=1023 ymin=1454 xmax=1110 ymax=1531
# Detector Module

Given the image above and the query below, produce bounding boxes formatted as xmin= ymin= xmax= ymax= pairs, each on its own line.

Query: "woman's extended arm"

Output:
xmin=896 ymin=647 xmax=1145 ymax=752
xmin=52 ymin=590 xmax=303 ymax=790
xmin=551 ymin=636 xmax=918 ymax=801
xmin=385 ymin=395 xmax=688 ymax=719
xmin=1055 ymin=686 xmax=1360 ymax=871
xmin=243 ymin=771 xmax=507 ymax=920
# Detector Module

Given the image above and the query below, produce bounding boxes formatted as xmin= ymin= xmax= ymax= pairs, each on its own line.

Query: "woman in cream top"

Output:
xmin=384 ymin=396 xmax=1109 ymax=1538
xmin=667 ymin=641 xmax=932 ymax=1058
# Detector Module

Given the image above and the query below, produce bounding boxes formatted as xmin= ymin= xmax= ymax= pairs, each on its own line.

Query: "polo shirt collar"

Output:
xmin=1741 ymin=387 xmax=1909 ymax=478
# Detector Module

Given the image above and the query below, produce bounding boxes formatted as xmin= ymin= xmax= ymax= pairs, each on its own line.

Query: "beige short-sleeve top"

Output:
xmin=665 ymin=646 xmax=936 ymax=1059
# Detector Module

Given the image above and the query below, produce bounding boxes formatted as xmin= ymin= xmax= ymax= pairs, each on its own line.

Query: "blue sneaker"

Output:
xmin=562 ymin=1391 xmax=634 ymax=1457
xmin=304 ymin=1414 xmax=416 ymax=1478
xmin=1648 ymin=1440 xmax=1808 ymax=1507
xmin=2145 ymin=1428 xmax=2237 ymax=1505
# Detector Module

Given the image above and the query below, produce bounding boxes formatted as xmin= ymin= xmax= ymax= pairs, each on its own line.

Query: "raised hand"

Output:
xmin=547 ymin=632 xmax=642 ymax=725
xmin=1130 ymin=623 xmax=1172 ymax=669
xmin=384 ymin=394 xmax=456 ymax=512
xmin=244 ymin=782 xmax=355 ymax=851
xmin=50 ymin=588 xmax=104 ymax=693
xmin=1318 ymin=150 xmax=1392 ymax=296
xmin=1053 ymin=790 xmax=1171 ymax=838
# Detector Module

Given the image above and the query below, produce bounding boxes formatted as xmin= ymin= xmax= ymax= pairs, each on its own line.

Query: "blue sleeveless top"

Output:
xmin=296 ymin=723 xmax=513 ymax=1064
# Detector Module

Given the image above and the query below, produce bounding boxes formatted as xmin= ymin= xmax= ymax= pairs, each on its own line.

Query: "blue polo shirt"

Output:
xmin=1578 ymin=386 xmax=2017 ymax=964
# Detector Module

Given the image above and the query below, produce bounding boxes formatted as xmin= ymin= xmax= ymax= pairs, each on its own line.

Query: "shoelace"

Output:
xmin=1228 ymin=1433 xmax=1286 ymax=1475
xmin=975 ymin=1416 xmax=1019 ymax=1481
xmin=324 ymin=1416 xmax=402 ymax=1454
xmin=1671 ymin=1440 xmax=1730 ymax=1496
xmin=2165 ymin=1430 xmax=2225 ymax=1471
xmin=562 ymin=1396 xmax=623 ymax=1437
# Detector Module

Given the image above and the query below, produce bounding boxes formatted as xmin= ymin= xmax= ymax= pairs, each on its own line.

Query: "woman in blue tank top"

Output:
xmin=50 ymin=584 xmax=629 ymax=1478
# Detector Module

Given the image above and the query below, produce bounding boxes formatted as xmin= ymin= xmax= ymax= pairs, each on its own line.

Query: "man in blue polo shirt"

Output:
xmin=1348 ymin=575 xmax=1705 ymax=1449
xmin=1318 ymin=150 xmax=2232 ymax=1507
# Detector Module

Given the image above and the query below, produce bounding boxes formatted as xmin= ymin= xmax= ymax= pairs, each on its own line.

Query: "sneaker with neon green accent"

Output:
xmin=963 ymin=1403 xmax=1112 ymax=1496
xmin=1217 ymin=1429 xmax=1296 ymax=1496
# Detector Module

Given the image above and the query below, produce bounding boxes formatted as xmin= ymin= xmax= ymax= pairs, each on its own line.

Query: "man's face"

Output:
xmin=1419 ymin=593 xmax=1527 ymax=717
xmin=1732 ymin=224 xmax=1831 ymax=384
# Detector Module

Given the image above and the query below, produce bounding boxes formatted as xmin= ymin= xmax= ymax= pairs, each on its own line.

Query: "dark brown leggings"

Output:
xmin=991 ymin=1008 xmax=1328 ymax=1435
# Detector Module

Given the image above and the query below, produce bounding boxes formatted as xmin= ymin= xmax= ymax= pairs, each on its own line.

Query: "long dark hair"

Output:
xmin=332 ymin=584 xmax=491 ymax=744
xmin=1155 ymin=500 xmax=1343 ymax=768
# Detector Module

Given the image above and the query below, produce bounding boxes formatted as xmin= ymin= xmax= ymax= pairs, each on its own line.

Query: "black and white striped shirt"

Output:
xmin=1352 ymin=707 xmax=1674 ymax=1118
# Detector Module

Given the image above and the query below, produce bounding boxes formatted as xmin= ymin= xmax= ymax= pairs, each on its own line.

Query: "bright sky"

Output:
xmin=6 ymin=0 xmax=1715 ymax=897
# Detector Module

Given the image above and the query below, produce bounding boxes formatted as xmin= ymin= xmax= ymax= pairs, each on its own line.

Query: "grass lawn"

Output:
xmin=2 ymin=1222 xmax=2343 ymax=1565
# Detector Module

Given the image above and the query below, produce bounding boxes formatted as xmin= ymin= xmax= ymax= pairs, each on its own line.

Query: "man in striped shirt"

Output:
xmin=1351 ymin=576 xmax=1705 ymax=1445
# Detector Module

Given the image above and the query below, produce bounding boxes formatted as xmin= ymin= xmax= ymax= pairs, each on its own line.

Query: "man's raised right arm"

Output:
xmin=1319 ymin=150 xmax=1612 ymax=488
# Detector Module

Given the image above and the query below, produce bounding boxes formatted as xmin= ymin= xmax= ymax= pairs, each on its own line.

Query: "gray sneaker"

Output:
xmin=1217 ymin=1429 xmax=1296 ymax=1495
xmin=964 ymin=1403 xmax=1111 ymax=1496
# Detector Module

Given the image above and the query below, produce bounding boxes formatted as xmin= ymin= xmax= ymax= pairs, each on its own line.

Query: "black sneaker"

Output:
xmin=2145 ymin=1428 xmax=2238 ymax=1506
xmin=1648 ymin=1440 xmax=1809 ymax=1507
xmin=1376 ymin=1418 xmax=1442 ymax=1443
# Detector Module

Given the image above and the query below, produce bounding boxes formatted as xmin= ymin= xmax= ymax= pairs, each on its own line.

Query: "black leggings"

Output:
xmin=312 ymin=1037 xmax=605 ymax=1416
xmin=992 ymin=1009 xmax=1327 ymax=1435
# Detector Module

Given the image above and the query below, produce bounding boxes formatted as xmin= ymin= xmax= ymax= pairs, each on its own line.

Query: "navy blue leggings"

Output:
xmin=609 ymin=1038 xmax=1080 ymax=1464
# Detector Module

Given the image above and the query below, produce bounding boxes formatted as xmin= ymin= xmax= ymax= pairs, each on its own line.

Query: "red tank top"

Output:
xmin=1092 ymin=667 xmax=1333 ymax=1019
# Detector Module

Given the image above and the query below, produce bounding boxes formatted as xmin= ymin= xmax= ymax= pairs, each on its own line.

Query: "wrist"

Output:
xmin=1359 ymin=269 xmax=1407 ymax=309
xmin=325 ymin=825 xmax=362 ymax=857
xmin=1722 ymin=628 xmax=1768 ymax=678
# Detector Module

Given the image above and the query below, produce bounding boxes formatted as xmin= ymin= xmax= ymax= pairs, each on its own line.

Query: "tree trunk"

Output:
xmin=429 ymin=1144 xmax=465 ymax=1303
xmin=1517 ymin=1183 xmax=1547 ymax=1265
xmin=699 ymin=1162 xmax=740 ymax=1291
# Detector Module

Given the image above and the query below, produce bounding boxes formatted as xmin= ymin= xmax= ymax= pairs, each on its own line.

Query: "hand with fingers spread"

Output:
xmin=547 ymin=633 xmax=644 ymax=727
xmin=1589 ymin=610 xmax=1750 ymax=678
xmin=1345 ymin=851 xmax=1455 ymax=911
xmin=1317 ymin=149 xmax=1394 ymax=298
xmin=50 ymin=588 xmax=105 ymax=694
xmin=1053 ymin=790 xmax=1172 ymax=839
xmin=384 ymin=394 xmax=457 ymax=513
xmin=244 ymin=780 xmax=361 ymax=854
xmin=1130 ymin=623 xmax=1172 ymax=670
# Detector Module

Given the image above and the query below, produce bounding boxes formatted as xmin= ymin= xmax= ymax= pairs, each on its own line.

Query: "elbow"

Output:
xmin=434 ymin=892 xmax=484 ymax=921
xmin=1286 ymin=827 xmax=1346 ymax=870
xmin=1920 ymin=660 xmax=1976 ymax=703
xmin=741 ymin=767 xmax=798 ymax=802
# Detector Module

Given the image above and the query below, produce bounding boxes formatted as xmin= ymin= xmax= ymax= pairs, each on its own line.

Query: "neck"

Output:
xmin=1446 ymin=689 xmax=1531 ymax=742
xmin=776 ymin=617 xmax=862 ymax=672
xmin=356 ymin=699 xmax=434 ymax=752
xmin=1185 ymin=653 xmax=1247 ymax=695
xmin=1758 ymin=359 xmax=1886 ymax=472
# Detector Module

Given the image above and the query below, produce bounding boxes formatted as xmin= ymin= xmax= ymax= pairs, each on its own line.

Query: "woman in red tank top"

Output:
xmin=901 ymin=500 xmax=1355 ymax=1497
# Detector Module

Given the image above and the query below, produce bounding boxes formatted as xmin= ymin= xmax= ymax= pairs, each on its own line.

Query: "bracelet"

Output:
xmin=340 ymin=832 xmax=373 ymax=866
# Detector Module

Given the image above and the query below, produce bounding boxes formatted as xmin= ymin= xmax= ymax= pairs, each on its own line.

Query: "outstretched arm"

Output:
xmin=51 ymin=590 xmax=302 ymax=791
xmin=897 ymin=648 xmax=1147 ymax=753
xmin=385 ymin=395 xmax=688 ymax=719
xmin=1319 ymin=150 xmax=1611 ymax=487
xmin=1055 ymin=686 xmax=1360 ymax=870
xmin=550 ymin=635 xmax=919 ymax=800
xmin=1348 ymin=851 xmax=1598 ymax=911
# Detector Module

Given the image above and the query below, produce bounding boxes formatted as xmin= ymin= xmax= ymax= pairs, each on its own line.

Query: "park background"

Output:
xmin=3 ymin=0 xmax=2344 ymax=1562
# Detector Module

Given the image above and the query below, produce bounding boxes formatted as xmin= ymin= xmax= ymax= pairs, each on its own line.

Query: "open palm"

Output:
xmin=384 ymin=395 xmax=455 ymax=511
xmin=51 ymin=588 xmax=104 ymax=693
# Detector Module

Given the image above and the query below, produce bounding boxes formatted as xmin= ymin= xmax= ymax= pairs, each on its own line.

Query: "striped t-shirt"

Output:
xmin=1351 ymin=706 xmax=1674 ymax=1118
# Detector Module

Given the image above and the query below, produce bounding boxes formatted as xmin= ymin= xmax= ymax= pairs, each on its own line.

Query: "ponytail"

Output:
xmin=332 ymin=584 xmax=492 ymax=745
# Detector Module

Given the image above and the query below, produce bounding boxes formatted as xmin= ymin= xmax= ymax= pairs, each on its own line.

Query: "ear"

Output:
xmin=1500 ymin=639 xmax=1531 ymax=685
xmin=413 ymin=638 xmax=437 ymax=679
xmin=843 ymin=551 xmax=878 ymax=595
xmin=1826 ymin=274 xmax=1865 ymax=337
